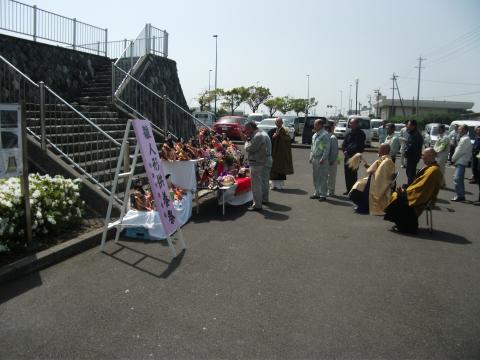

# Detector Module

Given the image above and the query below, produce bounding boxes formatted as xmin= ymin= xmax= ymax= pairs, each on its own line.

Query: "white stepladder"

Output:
xmin=100 ymin=119 xmax=186 ymax=257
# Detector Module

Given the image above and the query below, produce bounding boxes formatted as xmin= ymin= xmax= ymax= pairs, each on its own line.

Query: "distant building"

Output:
xmin=374 ymin=96 xmax=474 ymax=120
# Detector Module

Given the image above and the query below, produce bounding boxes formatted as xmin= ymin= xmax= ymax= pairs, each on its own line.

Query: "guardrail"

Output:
xmin=0 ymin=0 xmax=108 ymax=56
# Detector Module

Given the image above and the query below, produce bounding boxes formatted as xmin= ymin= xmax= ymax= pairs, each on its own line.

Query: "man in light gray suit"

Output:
xmin=260 ymin=130 xmax=272 ymax=204
xmin=243 ymin=121 xmax=267 ymax=211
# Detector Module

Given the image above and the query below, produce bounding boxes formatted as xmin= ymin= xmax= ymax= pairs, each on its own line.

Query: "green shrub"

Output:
xmin=0 ymin=174 xmax=84 ymax=253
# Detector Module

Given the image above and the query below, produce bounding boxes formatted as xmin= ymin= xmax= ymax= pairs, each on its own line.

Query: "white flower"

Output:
xmin=0 ymin=243 xmax=9 ymax=253
xmin=32 ymin=190 xmax=41 ymax=198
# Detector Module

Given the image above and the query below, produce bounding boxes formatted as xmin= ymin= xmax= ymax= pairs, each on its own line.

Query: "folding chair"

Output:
xmin=390 ymin=171 xmax=399 ymax=192
xmin=425 ymin=200 xmax=434 ymax=234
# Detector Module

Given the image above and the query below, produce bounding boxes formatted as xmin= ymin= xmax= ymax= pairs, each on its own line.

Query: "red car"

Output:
xmin=213 ymin=116 xmax=247 ymax=139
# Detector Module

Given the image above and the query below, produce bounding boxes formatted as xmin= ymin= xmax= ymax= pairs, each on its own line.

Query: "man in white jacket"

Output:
xmin=451 ymin=125 xmax=473 ymax=201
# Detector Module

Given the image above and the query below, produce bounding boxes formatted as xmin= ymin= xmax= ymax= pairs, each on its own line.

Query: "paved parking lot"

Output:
xmin=1 ymin=148 xmax=479 ymax=359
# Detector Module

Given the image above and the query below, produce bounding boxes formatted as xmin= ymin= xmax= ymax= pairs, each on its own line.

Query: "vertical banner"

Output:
xmin=132 ymin=119 xmax=178 ymax=236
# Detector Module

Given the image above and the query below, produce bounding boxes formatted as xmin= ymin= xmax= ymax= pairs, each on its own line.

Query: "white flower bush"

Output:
xmin=0 ymin=174 xmax=84 ymax=253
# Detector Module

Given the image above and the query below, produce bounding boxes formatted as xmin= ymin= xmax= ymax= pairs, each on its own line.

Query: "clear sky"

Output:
xmin=15 ymin=0 xmax=480 ymax=113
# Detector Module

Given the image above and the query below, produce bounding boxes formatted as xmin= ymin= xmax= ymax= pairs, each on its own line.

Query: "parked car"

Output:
xmin=301 ymin=116 xmax=327 ymax=144
xmin=258 ymin=118 xmax=295 ymax=143
xmin=279 ymin=118 xmax=296 ymax=142
xmin=334 ymin=120 xmax=347 ymax=139
xmin=449 ymin=120 xmax=480 ymax=145
xmin=247 ymin=113 xmax=268 ymax=125
xmin=213 ymin=116 xmax=247 ymax=139
xmin=423 ymin=123 xmax=442 ymax=147
xmin=280 ymin=115 xmax=300 ymax=135
xmin=193 ymin=111 xmax=216 ymax=127
xmin=345 ymin=116 xmax=372 ymax=147
xmin=370 ymin=119 xmax=384 ymax=141
xmin=394 ymin=123 xmax=405 ymax=137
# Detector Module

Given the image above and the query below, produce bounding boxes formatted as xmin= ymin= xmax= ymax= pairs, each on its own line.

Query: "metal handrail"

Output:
xmin=113 ymin=62 xmax=213 ymax=132
xmin=0 ymin=0 xmax=107 ymax=54
xmin=0 ymin=54 xmax=39 ymax=87
xmin=115 ymin=97 xmax=178 ymax=141
xmin=43 ymin=85 xmax=121 ymax=147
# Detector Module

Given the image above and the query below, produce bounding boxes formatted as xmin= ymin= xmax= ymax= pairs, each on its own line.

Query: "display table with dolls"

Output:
xmin=121 ymin=179 xmax=193 ymax=240
xmin=196 ymin=129 xmax=253 ymax=215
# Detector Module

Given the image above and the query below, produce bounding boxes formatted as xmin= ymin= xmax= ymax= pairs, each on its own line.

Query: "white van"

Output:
xmin=449 ymin=120 xmax=480 ymax=145
xmin=346 ymin=115 xmax=372 ymax=147
xmin=193 ymin=111 xmax=216 ymax=127
xmin=247 ymin=113 xmax=268 ymax=124
xmin=370 ymin=119 xmax=384 ymax=141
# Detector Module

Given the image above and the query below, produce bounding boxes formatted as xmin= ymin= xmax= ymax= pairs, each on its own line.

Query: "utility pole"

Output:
xmin=390 ymin=73 xmax=396 ymax=121
xmin=374 ymin=89 xmax=380 ymax=118
xmin=348 ymin=84 xmax=352 ymax=115
xmin=340 ymin=90 xmax=343 ymax=117
xmin=355 ymin=78 xmax=359 ymax=115
xmin=415 ymin=56 xmax=425 ymax=116
xmin=393 ymin=75 xmax=406 ymax=118
xmin=306 ymin=74 xmax=310 ymax=118
xmin=213 ymin=34 xmax=218 ymax=115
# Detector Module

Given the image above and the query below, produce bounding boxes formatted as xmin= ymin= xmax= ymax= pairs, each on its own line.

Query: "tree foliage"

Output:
xmin=220 ymin=87 xmax=249 ymax=115
xmin=246 ymin=86 xmax=271 ymax=113
xmin=197 ymin=90 xmax=216 ymax=111
xmin=264 ymin=97 xmax=286 ymax=117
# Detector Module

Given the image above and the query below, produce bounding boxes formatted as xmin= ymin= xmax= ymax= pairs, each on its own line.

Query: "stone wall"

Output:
xmin=0 ymin=33 xmax=110 ymax=101
xmin=131 ymin=54 xmax=195 ymax=139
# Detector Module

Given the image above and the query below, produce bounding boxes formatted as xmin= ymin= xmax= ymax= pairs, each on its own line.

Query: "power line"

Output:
xmin=400 ymin=77 xmax=480 ymax=86
xmin=423 ymin=24 xmax=480 ymax=58
xmin=427 ymin=33 xmax=480 ymax=66
xmin=430 ymin=90 xmax=480 ymax=99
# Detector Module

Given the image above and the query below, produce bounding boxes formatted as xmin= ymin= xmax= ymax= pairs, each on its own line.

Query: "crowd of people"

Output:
xmin=241 ymin=117 xmax=480 ymax=234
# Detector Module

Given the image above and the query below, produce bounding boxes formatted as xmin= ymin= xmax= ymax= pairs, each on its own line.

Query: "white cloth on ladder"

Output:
xmin=121 ymin=192 xmax=192 ymax=240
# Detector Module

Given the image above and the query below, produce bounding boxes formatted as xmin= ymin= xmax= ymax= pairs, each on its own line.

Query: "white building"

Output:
xmin=374 ymin=96 xmax=474 ymax=120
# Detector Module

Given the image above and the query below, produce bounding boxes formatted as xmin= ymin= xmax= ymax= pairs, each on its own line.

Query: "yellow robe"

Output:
xmin=351 ymin=155 xmax=396 ymax=215
xmin=389 ymin=163 xmax=442 ymax=216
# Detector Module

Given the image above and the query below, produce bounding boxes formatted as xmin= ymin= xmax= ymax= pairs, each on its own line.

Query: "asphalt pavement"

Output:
xmin=1 ymin=148 xmax=479 ymax=360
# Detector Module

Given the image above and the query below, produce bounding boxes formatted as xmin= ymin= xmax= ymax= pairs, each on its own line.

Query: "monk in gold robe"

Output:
xmin=349 ymin=144 xmax=396 ymax=215
xmin=384 ymin=148 xmax=443 ymax=233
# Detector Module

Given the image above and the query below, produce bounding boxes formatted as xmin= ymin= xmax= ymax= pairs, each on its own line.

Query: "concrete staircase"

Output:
xmin=26 ymin=61 xmax=162 ymax=201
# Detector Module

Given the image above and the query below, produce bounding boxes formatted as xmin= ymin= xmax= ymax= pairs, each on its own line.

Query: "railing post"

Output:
xmin=39 ymin=81 xmax=46 ymax=155
xmin=97 ymin=41 xmax=100 ymax=55
xmin=111 ymin=63 xmax=115 ymax=103
xmin=72 ymin=18 xmax=77 ymax=50
xmin=130 ymin=41 xmax=134 ymax=70
xmin=145 ymin=23 xmax=151 ymax=55
xmin=104 ymin=28 xmax=108 ymax=57
xmin=33 ymin=5 xmax=37 ymax=42
xmin=152 ymin=36 xmax=156 ymax=54
xmin=163 ymin=31 xmax=168 ymax=58
xmin=163 ymin=95 xmax=168 ymax=137
xmin=123 ymin=142 xmax=130 ymax=173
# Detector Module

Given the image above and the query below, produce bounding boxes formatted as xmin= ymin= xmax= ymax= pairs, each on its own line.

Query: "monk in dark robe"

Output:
xmin=384 ymin=148 xmax=443 ymax=233
xmin=268 ymin=118 xmax=294 ymax=190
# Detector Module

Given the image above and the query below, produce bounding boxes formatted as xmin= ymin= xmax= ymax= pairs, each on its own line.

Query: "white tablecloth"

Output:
xmin=121 ymin=192 xmax=192 ymax=240
xmin=218 ymin=184 xmax=253 ymax=206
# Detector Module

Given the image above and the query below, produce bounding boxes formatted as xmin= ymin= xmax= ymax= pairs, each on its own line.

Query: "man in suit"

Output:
xmin=243 ymin=121 xmax=267 ymax=211
xmin=309 ymin=119 xmax=331 ymax=201
xmin=341 ymin=118 xmax=366 ymax=194
xmin=404 ymin=119 xmax=423 ymax=185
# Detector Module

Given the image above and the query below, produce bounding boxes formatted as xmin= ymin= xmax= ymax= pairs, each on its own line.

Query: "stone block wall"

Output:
xmin=0 ymin=33 xmax=110 ymax=101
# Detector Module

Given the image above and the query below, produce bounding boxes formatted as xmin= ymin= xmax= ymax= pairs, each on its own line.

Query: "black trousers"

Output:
xmin=344 ymin=162 xmax=358 ymax=192
xmin=472 ymin=152 xmax=479 ymax=180
xmin=406 ymin=158 xmax=419 ymax=185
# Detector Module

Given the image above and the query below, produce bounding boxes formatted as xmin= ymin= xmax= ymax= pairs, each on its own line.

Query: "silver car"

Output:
xmin=258 ymin=118 xmax=295 ymax=142
xmin=334 ymin=120 xmax=347 ymax=139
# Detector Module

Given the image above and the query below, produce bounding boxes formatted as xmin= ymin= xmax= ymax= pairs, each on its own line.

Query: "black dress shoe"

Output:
xmin=451 ymin=196 xmax=465 ymax=202
xmin=310 ymin=195 xmax=320 ymax=199
xmin=247 ymin=206 xmax=262 ymax=211
xmin=318 ymin=197 xmax=327 ymax=201
xmin=342 ymin=191 xmax=349 ymax=196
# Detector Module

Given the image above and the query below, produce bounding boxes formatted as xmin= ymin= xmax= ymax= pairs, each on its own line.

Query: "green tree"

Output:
xmin=289 ymin=98 xmax=308 ymax=117
xmin=278 ymin=96 xmax=292 ymax=114
xmin=220 ymin=87 xmax=249 ymax=115
xmin=264 ymin=97 xmax=285 ymax=117
xmin=197 ymin=89 xmax=216 ymax=111
xmin=305 ymin=97 xmax=318 ymax=114
xmin=246 ymin=86 xmax=271 ymax=113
